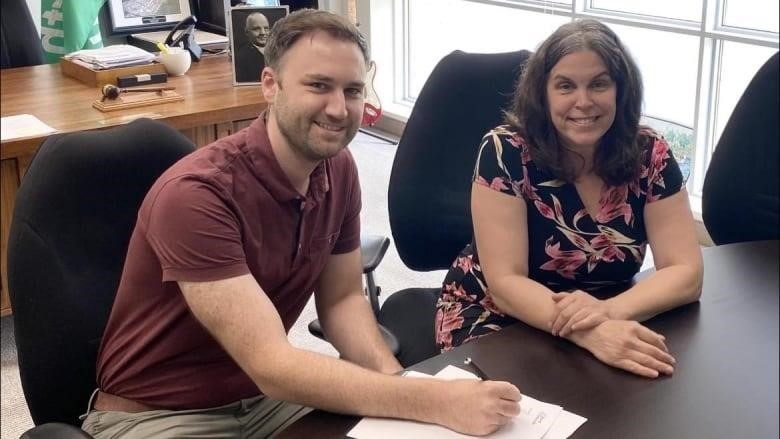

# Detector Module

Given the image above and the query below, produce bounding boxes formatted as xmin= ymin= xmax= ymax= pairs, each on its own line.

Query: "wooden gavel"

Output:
xmin=101 ymin=84 xmax=176 ymax=101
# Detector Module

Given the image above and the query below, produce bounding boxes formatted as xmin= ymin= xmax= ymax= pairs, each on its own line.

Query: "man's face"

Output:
xmin=245 ymin=14 xmax=270 ymax=48
xmin=262 ymin=31 xmax=366 ymax=164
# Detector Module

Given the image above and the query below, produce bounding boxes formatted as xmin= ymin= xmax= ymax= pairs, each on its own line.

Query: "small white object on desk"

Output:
xmin=1 ymin=114 xmax=57 ymax=141
xmin=157 ymin=47 xmax=191 ymax=76
xmin=348 ymin=365 xmax=587 ymax=439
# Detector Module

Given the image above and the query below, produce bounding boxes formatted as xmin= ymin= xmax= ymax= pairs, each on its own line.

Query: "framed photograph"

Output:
xmin=107 ymin=0 xmax=192 ymax=34
xmin=229 ymin=6 xmax=289 ymax=85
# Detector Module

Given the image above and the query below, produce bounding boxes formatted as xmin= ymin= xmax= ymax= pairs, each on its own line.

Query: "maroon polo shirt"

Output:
xmin=96 ymin=115 xmax=361 ymax=409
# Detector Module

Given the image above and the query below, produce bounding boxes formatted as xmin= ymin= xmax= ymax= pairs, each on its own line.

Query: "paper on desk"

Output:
xmin=347 ymin=365 xmax=586 ymax=439
xmin=64 ymin=44 xmax=155 ymax=69
xmin=1 ymin=114 xmax=57 ymax=141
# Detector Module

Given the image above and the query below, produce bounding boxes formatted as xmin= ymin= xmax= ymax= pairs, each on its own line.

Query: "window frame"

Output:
xmin=361 ymin=0 xmax=778 ymax=198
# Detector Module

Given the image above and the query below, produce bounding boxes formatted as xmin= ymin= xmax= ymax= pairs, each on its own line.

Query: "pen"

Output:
xmin=464 ymin=357 xmax=490 ymax=381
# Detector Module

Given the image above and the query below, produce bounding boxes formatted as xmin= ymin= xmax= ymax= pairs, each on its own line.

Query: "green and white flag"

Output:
xmin=41 ymin=0 xmax=106 ymax=63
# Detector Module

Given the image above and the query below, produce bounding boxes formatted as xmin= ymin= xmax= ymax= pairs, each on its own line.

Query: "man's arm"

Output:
xmin=313 ymin=247 xmax=402 ymax=374
xmin=178 ymin=275 xmax=521 ymax=436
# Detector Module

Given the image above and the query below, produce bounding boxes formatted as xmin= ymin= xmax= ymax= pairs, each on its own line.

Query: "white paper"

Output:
xmin=541 ymin=410 xmax=588 ymax=439
xmin=348 ymin=366 xmax=586 ymax=439
xmin=1 ymin=114 xmax=57 ymax=141
xmin=63 ymin=44 xmax=155 ymax=69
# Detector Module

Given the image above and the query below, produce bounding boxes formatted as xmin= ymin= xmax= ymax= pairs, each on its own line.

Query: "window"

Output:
xmin=363 ymin=0 xmax=779 ymax=200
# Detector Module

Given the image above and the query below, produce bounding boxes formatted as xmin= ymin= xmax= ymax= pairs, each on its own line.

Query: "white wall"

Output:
xmin=25 ymin=0 xmax=41 ymax=35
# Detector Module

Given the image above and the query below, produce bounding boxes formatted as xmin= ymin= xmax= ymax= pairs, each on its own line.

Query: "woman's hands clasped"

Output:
xmin=549 ymin=290 xmax=675 ymax=378
xmin=549 ymin=290 xmax=613 ymax=336
xmin=569 ymin=320 xmax=676 ymax=378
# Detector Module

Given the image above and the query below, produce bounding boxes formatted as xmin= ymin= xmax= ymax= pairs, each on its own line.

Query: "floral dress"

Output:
xmin=434 ymin=125 xmax=684 ymax=351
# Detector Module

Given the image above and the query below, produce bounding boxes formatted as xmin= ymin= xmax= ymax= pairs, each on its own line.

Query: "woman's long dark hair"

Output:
xmin=505 ymin=19 xmax=644 ymax=186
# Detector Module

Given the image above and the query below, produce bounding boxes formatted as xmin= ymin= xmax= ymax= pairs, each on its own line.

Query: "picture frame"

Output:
xmin=229 ymin=6 xmax=289 ymax=85
xmin=106 ymin=0 xmax=192 ymax=34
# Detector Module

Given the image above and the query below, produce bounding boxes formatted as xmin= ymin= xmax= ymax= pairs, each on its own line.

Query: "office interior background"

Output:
xmin=3 ymin=0 xmax=778 ymax=437
xmin=21 ymin=0 xmax=780 ymax=217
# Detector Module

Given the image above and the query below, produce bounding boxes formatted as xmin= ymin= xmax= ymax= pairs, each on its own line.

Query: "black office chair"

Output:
xmin=8 ymin=119 xmax=196 ymax=438
xmin=1 ymin=0 xmax=45 ymax=68
xmin=307 ymin=235 xmax=397 ymax=353
xmin=702 ymin=51 xmax=779 ymax=245
xmin=375 ymin=49 xmax=532 ymax=367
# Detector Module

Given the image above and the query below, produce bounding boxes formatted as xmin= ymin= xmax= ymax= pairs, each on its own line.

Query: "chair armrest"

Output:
xmin=308 ymin=318 xmax=401 ymax=356
xmin=360 ymin=234 xmax=390 ymax=274
xmin=21 ymin=423 xmax=94 ymax=439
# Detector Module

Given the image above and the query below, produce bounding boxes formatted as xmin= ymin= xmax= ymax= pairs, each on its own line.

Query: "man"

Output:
xmin=234 ymin=11 xmax=270 ymax=82
xmin=81 ymin=9 xmax=521 ymax=438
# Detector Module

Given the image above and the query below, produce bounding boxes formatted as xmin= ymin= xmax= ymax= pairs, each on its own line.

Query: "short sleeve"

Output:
xmin=143 ymin=177 xmax=250 ymax=282
xmin=472 ymin=127 xmax=525 ymax=198
xmin=332 ymin=151 xmax=362 ymax=254
xmin=644 ymin=135 xmax=685 ymax=203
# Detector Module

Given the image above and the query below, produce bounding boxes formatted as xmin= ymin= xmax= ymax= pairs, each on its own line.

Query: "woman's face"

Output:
xmin=546 ymin=50 xmax=617 ymax=154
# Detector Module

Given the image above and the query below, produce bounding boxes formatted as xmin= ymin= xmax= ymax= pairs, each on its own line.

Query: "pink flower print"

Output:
xmin=456 ymin=255 xmax=474 ymax=274
xmin=435 ymin=303 xmax=465 ymax=350
xmin=590 ymin=233 xmax=612 ymax=249
xmin=650 ymin=138 xmax=671 ymax=175
xmin=595 ymin=186 xmax=633 ymax=225
xmin=540 ymin=238 xmax=587 ymax=279
xmin=476 ymin=176 xmax=510 ymax=192
xmin=646 ymin=138 xmax=671 ymax=200
xmin=519 ymin=166 xmax=541 ymax=201
xmin=520 ymin=146 xmax=532 ymax=165
xmin=535 ymin=200 xmax=555 ymax=220
xmin=479 ymin=292 xmax=505 ymax=315
xmin=508 ymin=133 xmax=523 ymax=148
xmin=443 ymin=282 xmax=477 ymax=303
xmin=586 ymin=244 xmax=626 ymax=272
xmin=628 ymin=179 xmax=642 ymax=198
xmin=601 ymin=244 xmax=626 ymax=262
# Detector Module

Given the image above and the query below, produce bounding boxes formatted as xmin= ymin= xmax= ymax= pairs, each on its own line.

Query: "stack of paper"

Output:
xmin=63 ymin=45 xmax=155 ymax=70
xmin=347 ymin=365 xmax=587 ymax=439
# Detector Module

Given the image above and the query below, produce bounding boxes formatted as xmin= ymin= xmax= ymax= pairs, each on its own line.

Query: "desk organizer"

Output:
xmin=61 ymin=58 xmax=167 ymax=88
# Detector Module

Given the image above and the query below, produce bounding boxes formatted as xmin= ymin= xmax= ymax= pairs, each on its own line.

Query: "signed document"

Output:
xmin=347 ymin=365 xmax=586 ymax=439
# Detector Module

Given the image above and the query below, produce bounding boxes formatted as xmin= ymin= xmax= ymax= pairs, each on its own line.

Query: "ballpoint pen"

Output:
xmin=464 ymin=357 xmax=490 ymax=381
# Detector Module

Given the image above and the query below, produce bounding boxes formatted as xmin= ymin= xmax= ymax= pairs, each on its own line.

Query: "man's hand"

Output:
xmin=436 ymin=379 xmax=522 ymax=436
xmin=549 ymin=290 xmax=613 ymax=337
xmin=569 ymin=320 xmax=675 ymax=378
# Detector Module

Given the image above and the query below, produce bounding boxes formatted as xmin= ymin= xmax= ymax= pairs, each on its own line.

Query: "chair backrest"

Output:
xmin=379 ymin=50 xmax=531 ymax=367
xmin=388 ymin=49 xmax=532 ymax=271
xmin=702 ymin=51 xmax=779 ymax=245
xmin=1 ymin=0 xmax=45 ymax=68
xmin=7 ymin=118 xmax=195 ymax=426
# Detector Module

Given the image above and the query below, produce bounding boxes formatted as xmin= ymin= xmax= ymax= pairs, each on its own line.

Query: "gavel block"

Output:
xmin=93 ymin=86 xmax=184 ymax=112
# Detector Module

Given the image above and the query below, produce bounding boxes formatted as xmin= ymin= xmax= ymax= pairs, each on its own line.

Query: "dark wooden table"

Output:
xmin=278 ymin=240 xmax=779 ymax=438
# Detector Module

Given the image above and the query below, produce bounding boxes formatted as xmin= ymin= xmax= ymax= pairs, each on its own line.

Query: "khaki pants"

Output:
xmin=81 ymin=395 xmax=311 ymax=439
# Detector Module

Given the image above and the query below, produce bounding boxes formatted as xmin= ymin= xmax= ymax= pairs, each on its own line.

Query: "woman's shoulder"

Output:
xmin=481 ymin=124 xmax=531 ymax=151
xmin=637 ymin=125 xmax=666 ymax=151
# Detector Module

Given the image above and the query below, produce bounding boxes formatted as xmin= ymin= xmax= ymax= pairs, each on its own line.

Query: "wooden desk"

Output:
xmin=278 ymin=240 xmax=780 ymax=439
xmin=0 ymin=54 xmax=268 ymax=315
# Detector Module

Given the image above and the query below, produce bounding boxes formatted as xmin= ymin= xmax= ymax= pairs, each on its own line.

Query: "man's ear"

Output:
xmin=260 ymin=67 xmax=278 ymax=102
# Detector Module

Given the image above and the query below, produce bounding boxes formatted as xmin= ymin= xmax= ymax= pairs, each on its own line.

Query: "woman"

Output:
xmin=434 ymin=19 xmax=703 ymax=379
